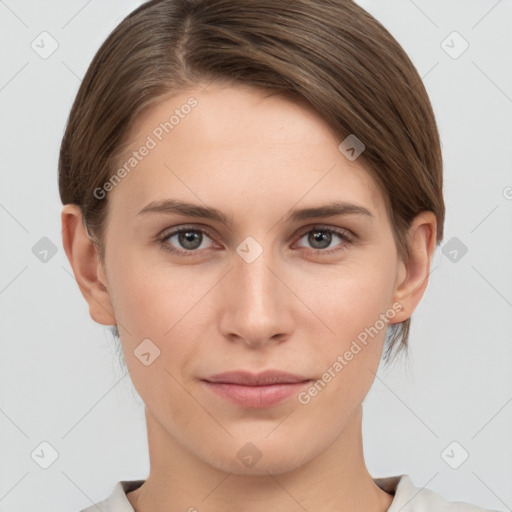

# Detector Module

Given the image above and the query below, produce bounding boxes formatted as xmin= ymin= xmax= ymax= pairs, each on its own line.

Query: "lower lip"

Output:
xmin=202 ymin=380 xmax=311 ymax=408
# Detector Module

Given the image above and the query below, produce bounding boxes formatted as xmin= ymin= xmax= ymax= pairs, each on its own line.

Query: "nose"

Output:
xmin=217 ymin=243 xmax=294 ymax=349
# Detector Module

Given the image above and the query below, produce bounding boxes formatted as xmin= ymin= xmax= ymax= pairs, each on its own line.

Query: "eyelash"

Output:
xmin=157 ymin=224 xmax=354 ymax=258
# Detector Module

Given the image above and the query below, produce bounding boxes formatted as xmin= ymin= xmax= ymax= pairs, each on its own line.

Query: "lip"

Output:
xmin=201 ymin=370 xmax=312 ymax=408
xmin=204 ymin=370 xmax=310 ymax=386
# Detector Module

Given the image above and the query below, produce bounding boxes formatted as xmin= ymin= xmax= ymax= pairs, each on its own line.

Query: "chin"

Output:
xmin=202 ymin=437 xmax=312 ymax=476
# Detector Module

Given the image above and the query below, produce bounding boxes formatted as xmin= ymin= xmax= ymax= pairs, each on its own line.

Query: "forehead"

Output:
xmin=109 ymin=83 xmax=386 ymax=221
xmin=126 ymin=83 xmax=338 ymax=151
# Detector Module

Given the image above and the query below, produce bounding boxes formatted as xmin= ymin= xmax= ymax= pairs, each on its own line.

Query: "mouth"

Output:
xmin=201 ymin=370 xmax=312 ymax=408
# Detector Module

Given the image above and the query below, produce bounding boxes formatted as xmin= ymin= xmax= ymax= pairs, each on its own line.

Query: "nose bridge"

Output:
xmin=219 ymin=234 xmax=289 ymax=345
xmin=235 ymin=234 xmax=281 ymax=309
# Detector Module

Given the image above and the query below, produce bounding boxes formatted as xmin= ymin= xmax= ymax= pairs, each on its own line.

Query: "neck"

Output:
xmin=127 ymin=405 xmax=393 ymax=512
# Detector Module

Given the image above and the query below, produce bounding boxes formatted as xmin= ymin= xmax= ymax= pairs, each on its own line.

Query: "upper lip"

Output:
xmin=203 ymin=370 xmax=311 ymax=386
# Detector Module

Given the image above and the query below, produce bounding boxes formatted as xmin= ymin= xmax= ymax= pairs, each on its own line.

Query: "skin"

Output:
xmin=62 ymin=82 xmax=437 ymax=512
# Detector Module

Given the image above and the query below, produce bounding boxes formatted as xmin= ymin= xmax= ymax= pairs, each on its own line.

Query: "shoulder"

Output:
xmin=375 ymin=474 xmax=502 ymax=512
xmin=77 ymin=480 xmax=145 ymax=512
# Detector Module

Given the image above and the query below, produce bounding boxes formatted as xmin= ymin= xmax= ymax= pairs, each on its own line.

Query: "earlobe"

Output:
xmin=389 ymin=211 xmax=437 ymax=324
xmin=61 ymin=204 xmax=116 ymax=326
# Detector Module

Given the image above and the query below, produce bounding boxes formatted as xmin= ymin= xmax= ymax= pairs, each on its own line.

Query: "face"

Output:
xmin=95 ymin=82 xmax=408 ymax=474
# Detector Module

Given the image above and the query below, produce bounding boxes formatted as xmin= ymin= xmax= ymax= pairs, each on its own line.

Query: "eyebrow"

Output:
xmin=137 ymin=199 xmax=373 ymax=225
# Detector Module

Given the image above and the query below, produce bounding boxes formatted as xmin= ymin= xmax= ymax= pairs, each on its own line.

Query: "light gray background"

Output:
xmin=0 ymin=1 xmax=511 ymax=511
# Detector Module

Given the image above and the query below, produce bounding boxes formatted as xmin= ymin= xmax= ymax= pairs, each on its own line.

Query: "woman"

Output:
xmin=59 ymin=1 xmax=497 ymax=511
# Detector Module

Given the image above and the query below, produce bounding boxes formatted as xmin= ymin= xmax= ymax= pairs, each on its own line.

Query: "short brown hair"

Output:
xmin=59 ymin=0 xmax=445 ymax=364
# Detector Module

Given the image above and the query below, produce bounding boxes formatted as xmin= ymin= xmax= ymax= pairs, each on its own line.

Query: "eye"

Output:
xmin=157 ymin=224 xmax=354 ymax=258
xmin=158 ymin=226 xmax=216 ymax=257
xmin=294 ymin=225 xmax=353 ymax=255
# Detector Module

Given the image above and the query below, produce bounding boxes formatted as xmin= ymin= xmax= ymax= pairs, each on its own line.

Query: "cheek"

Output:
xmin=107 ymin=258 xmax=202 ymax=418
xmin=296 ymin=254 xmax=397 ymax=402
xmin=106 ymin=244 xmax=197 ymax=334
xmin=105 ymin=248 xmax=209 ymax=376
xmin=304 ymin=256 xmax=396 ymax=344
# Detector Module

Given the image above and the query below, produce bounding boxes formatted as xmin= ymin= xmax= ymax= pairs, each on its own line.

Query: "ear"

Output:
xmin=388 ymin=211 xmax=437 ymax=324
xmin=61 ymin=204 xmax=116 ymax=326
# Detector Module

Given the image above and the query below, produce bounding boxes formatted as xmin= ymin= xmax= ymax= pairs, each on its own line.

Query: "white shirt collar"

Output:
xmin=80 ymin=474 xmax=495 ymax=512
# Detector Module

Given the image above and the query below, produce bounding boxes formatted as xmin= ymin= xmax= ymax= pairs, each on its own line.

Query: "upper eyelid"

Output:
xmin=159 ymin=224 xmax=216 ymax=241
xmin=159 ymin=223 xmax=351 ymax=235
xmin=296 ymin=224 xmax=352 ymax=237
